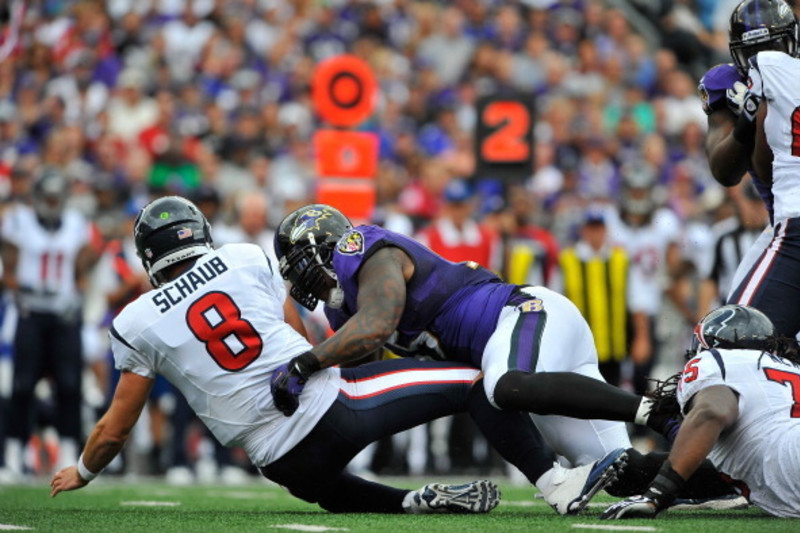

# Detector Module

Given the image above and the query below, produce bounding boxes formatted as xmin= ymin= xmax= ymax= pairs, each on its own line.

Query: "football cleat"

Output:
xmin=544 ymin=448 xmax=628 ymax=515
xmin=669 ymin=494 xmax=750 ymax=511
xmin=410 ymin=480 xmax=500 ymax=514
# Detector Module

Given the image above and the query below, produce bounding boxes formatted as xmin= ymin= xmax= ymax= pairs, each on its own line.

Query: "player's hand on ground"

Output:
xmin=50 ymin=466 xmax=89 ymax=498
xmin=601 ymin=495 xmax=659 ymax=520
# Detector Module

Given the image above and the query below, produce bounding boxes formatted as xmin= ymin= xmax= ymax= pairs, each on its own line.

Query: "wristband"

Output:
xmin=77 ymin=454 xmax=99 ymax=482
xmin=291 ymin=351 xmax=321 ymax=380
xmin=732 ymin=113 xmax=756 ymax=147
xmin=644 ymin=460 xmax=685 ymax=509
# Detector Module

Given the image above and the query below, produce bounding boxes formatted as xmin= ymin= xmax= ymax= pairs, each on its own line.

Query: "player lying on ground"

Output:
xmin=604 ymin=305 xmax=800 ymax=519
xmin=49 ymin=196 xmax=622 ymax=515
xmin=272 ymin=204 xmax=736 ymax=509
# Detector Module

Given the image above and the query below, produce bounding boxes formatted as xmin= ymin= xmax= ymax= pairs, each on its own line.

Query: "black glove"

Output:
xmin=270 ymin=351 xmax=321 ymax=416
xmin=602 ymin=460 xmax=685 ymax=520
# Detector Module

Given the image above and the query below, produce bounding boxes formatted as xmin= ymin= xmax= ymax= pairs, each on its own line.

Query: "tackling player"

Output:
xmin=271 ymin=204 xmax=735 ymax=507
xmin=49 ymin=196 xmax=624 ymax=516
xmin=603 ymin=305 xmax=800 ymax=518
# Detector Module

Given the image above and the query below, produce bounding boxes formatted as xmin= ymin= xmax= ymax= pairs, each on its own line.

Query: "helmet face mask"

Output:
xmin=729 ymin=0 xmax=799 ymax=75
xmin=691 ymin=304 xmax=776 ymax=355
xmin=33 ymin=171 xmax=69 ymax=230
xmin=274 ymin=204 xmax=352 ymax=311
xmin=134 ymin=196 xmax=214 ymax=287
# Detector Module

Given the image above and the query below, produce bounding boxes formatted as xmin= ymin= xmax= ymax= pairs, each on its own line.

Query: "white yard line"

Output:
xmin=271 ymin=525 xmax=349 ymax=532
xmin=572 ymin=525 xmax=658 ymax=532
xmin=119 ymin=501 xmax=181 ymax=507
xmin=0 ymin=525 xmax=34 ymax=531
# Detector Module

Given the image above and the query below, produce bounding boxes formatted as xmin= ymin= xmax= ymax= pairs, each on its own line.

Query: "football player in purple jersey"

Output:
xmin=273 ymin=204 xmax=736 ymax=507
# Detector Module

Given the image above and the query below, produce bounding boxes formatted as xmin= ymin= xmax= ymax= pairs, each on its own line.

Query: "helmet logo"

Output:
xmin=337 ymin=230 xmax=364 ymax=255
xmin=177 ymin=228 xmax=193 ymax=240
xmin=145 ymin=248 xmax=153 ymax=258
xmin=742 ymin=27 xmax=770 ymax=42
xmin=290 ymin=208 xmax=331 ymax=243
xmin=160 ymin=212 xmax=170 ymax=219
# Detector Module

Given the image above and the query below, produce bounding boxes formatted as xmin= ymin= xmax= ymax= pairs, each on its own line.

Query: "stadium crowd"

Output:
xmin=0 ymin=0 xmax=785 ymax=483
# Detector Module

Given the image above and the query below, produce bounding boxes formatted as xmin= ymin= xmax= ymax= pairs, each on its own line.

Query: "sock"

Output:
xmin=635 ymin=398 xmax=654 ymax=425
xmin=534 ymin=466 xmax=558 ymax=496
xmin=402 ymin=490 xmax=420 ymax=514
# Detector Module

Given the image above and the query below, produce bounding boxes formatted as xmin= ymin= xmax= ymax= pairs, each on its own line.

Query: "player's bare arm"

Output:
xmin=283 ymin=296 xmax=308 ymax=339
xmin=705 ymin=110 xmax=751 ymax=186
xmin=312 ymin=246 xmax=413 ymax=369
xmin=752 ymin=104 xmax=773 ymax=184
xmin=50 ymin=371 xmax=153 ymax=497
xmin=668 ymin=385 xmax=739 ymax=480
xmin=1 ymin=240 xmax=18 ymax=291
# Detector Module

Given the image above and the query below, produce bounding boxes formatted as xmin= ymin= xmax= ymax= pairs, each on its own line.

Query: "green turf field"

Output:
xmin=1 ymin=478 xmax=798 ymax=533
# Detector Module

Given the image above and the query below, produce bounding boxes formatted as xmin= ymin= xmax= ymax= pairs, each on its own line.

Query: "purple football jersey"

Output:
xmin=698 ymin=63 xmax=774 ymax=222
xmin=325 ymin=225 xmax=515 ymax=366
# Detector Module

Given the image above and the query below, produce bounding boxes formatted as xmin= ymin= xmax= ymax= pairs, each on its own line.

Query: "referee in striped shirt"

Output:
xmin=698 ymin=184 xmax=769 ymax=318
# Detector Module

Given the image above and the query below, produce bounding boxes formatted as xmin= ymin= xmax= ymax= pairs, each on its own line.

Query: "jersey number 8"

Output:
xmin=186 ymin=291 xmax=263 ymax=371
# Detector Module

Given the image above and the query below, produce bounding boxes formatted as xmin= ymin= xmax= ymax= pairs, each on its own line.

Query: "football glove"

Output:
xmin=602 ymin=460 xmax=685 ymax=520
xmin=270 ymin=351 xmax=321 ymax=416
xmin=725 ymin=81 xmax=749 ymax=116
xmin=601 ymin=495 xmax=659 ymax=519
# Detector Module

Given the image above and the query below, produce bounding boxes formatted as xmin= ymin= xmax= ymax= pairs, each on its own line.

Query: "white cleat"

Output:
xmin=544 ymin=448 xmax=628 ymax=515
xmin=409 ymin=480 xmax=500 ymax=514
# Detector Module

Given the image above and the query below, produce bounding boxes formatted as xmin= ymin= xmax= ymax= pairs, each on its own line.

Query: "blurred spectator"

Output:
xmin=107 ymin=68 xmax=158 ymax=141
xmin=416 ymin=178 xmax=501 ymax=272
xmin=559 ymin=208 xmax=630 ymax=386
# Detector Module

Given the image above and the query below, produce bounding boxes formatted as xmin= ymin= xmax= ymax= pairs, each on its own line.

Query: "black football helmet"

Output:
xmin=33 ymin=169 xmax=69 ymax=230
xmin=274 ymin=204 xmax=352 ymax=310
xmin=691 ymin=304 xmax=775 ymax=354
xmin=729 ymin=0 xmax=799 ymax=75
xmin=134 ymin=196 xmax=213 ymax=287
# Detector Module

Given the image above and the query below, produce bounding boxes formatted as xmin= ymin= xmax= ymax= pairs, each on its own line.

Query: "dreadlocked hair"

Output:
xmin=759 ymin=335 xmax=800 ymax=367
xmin=646 ymin=373 xmax=683 ymax=421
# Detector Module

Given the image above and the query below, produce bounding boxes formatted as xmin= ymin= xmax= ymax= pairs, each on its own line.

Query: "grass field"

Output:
xmin=1 ymin=477 xmax=799 ymax=533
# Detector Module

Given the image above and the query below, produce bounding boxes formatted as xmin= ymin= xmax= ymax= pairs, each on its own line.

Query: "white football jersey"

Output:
xmin=677 ymin=348 xmax=800 ymax=517
xmin=110 ymin=243 xmax=340 ymax=467
xmin=605 ymin=208 xmax=681 ymax=315
xmin=1 ymin=204 xmax=90 ymax=314
xmin=748 ymin=51 xmax=800 ymax=222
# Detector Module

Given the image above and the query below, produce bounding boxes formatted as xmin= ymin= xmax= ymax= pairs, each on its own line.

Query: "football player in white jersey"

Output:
xmin=604 ymin=305 xmax=800 ymax=518
xmin=726 ymin=44 xmax=800 ymax=338
xmin=48 ymin=196 xmax=631 ymax=515
xmin=2 ymin=170 xmax=96 ymax=476
xmin=700 ymin=0 xmax=798 ymax=307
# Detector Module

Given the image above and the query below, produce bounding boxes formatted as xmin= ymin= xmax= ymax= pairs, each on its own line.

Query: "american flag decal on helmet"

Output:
xmin=177 ymin=228 xmax=193 ymax=240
